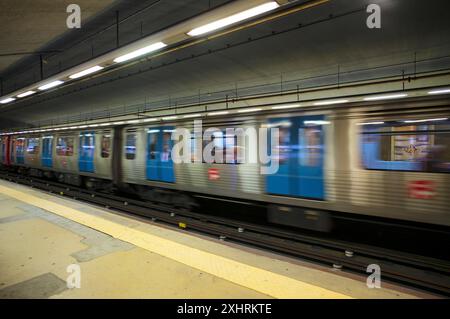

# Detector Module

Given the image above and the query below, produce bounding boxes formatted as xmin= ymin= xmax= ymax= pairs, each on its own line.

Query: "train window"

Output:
xmin=161 ymin=131 xmax=172 ymax=162
xmin=16 ymin=138 xmax=25 ymax=155
xmin=125 ymin=134 xmax=136 ymax=160
xmin=278 ymin=126 xmax=292 ymax=165
xmin=148 ymin=132 xmax=158 ymax=160
xmin=56 ymin=137 xmax=74 ymax=156
xmin=361 ymin=121 xmax=450 ymax=173
xmin=299 ymin=127 xmax=322 ymax=167
xmin=26 ymin=138 xmax=40 ymax=155
xmin=101 ymin=135 xmax=111 ymax=158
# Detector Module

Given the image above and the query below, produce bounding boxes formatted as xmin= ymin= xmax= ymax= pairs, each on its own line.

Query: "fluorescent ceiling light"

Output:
xmin=187 ymin=2 xmax=280 ymax=37
xmin=208 ymin=111 xmax=229 ymax=116
xmin=428 ymin=89 xmax=450 ymax=95
xmin=148 ymin=130 xmax=160 ymax=133
xmin=183 ymin=114 xmax=202 ymax=118
xmin=127 ymin=120 xmax=140 ymax=124
xmin=272 ymin=104 xmax=301 ymax=110
xmin=113 ymin=121 xmax=125 ymax=125
xmin=0 ymin=97 xmax=15 ymax=104
xmin=313 ymin=99 xmax=348 ymax=106
xmin=143 ymin=118 xmax=159 ymax=122
xmin=403 ymin=118 xmax=448 ymax=123
xmin=38 ymin=80 xmax=64 ymax=91
xmin=357 ymin=122 xmax=385 ymax=126
xmin=162 ymin=116 xmax=178 ymax=121
xmin=363 ymin=94 xmax=407 ymax=101
xmin=237 ymin=108 xmax=262 ymax=113
xmin=69 ymin=66 xmax=104 ymax=79
xmin=17 ymin=91 xmax=36 ymax=98
xmin=114 ymin=42 xmax=167 ymax=63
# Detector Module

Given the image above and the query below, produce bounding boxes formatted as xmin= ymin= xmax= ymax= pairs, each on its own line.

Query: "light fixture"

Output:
xmin=313 ymin=99 xmax=349 ymax=106
xmin=363 ymin=94 xmax=407 ymax=101
xmin=162 ymin=116 xmax=178 ymax=121
xmin=272 ymin=104 xmax=301 ymax=110
xmin=208 ymin=111 xmax=229 ymax=116
xmin=0 ymin=97 xmax=15 ymax=104
xmin=187 ymin=2 xmax=280 ymax=37
xmin=357 ymin=122 xmax=385 ymax=126
xmin=17 ymin=91 xmax=36 ymax=98
xmin=148 ymin=129 xmax=160 ymax=133
xmin=143 ymin=118 xmax=159 ymax=122
xmin=113 ymin=121 xmax=125 ymax=125
xmin=69 ymin=66 xmax=104 ymax=79
xmin=428 ymin=89 xmax=450 ymax=95
xmin=127 ymin=120 xmax=140 ymax=124
xmin=114 ymin=42 xmax=167 ymax=63
xmin=38 ymin=80 xmax=64 ymax=91
xmin=183 ymin=114 xmax=202 ymax=118
xmin=237 ymin=108 xmax=262 ymax=113
xmin=403 ymin=118 xmax=448 ymax=124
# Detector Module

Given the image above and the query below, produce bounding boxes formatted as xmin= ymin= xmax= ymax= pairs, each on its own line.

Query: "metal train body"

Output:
xmin=1 ymin=99 xmax=449 ymax=229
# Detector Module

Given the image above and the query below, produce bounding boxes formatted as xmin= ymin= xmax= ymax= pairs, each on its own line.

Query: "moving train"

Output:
xmin=1 ymin=97 xmax=449 ymax=230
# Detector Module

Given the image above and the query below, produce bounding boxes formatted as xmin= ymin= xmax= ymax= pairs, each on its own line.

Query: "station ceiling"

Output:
xmin=0 ymin=0 xmax=116 ymax=75
xmin=1 ymin=0 xmax=450 ymax=129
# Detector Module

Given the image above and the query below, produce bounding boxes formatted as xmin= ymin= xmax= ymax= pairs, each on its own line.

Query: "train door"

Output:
xmin=79 ymin=132 xmax=95 ymax=173
xmin=266 ymin=118 xmax=293 ymax=196
xmin=1 ymin=137 xmax=6 ymax=164
xmin=42 ymin=136 xmax=53 ymax=168
xmin=265 ymin=115 xmax=325 ymax=200
xmin=146 ymin=127 xmax=175 ymax=183
xmin=10 ymin=138 xmax=16 ymax=164
xmin=16 ymin=138 xmax=25 ymax=164
xmin=297 ymin=117 xmax=325 ymax=199
xmin=5 ymin=136 xmax=10 ymax=165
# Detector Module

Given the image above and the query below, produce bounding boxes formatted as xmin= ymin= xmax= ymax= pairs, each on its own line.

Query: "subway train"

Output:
xmin=1 ymin=97 xmax=449 ymax=231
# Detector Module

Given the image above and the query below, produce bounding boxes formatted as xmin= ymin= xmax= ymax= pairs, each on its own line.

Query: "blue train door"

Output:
xmin=1 ymin=139 xmax=5 ymax=163
xmin=42 ymin=136 xmax=53 ymax=168
xmin=147 ymin=129 xmax=160 ymax=181
xmin=16 ymin=138 xmax=25 ymax=164
xmin=146 ymin=127 xmax=175 ymax=183
xmin=79 ymin=132 xmax=95 ymax=173
xmin=266 ymin=118 xmax=294 ymax=196
xmin=265 ymin=116 xmax=325 ymax=200
xmin=297 ymin=116 xmax=325 ymax=199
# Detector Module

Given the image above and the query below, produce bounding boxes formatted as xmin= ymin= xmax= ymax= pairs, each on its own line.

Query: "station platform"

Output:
xmin=0 ymin=179 xmax=433 ymax=299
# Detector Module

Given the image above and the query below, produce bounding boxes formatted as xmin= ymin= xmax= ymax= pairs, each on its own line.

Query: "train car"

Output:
xmin=118 ymin=101 xmax=450 ymax=229
xmin=1 ymin=128 xmax=115 ymax=189
xmin=2 ymin=98 xmax=449 ymax=231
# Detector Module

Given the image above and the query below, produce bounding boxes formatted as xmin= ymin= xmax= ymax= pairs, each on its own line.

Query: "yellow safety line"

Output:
xmin=0 ymin=183 xmax=351 ymax=299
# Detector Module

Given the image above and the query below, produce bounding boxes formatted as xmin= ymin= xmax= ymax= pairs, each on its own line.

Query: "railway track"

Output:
xmin=1 ymin=170 xmax=450 ymax=296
